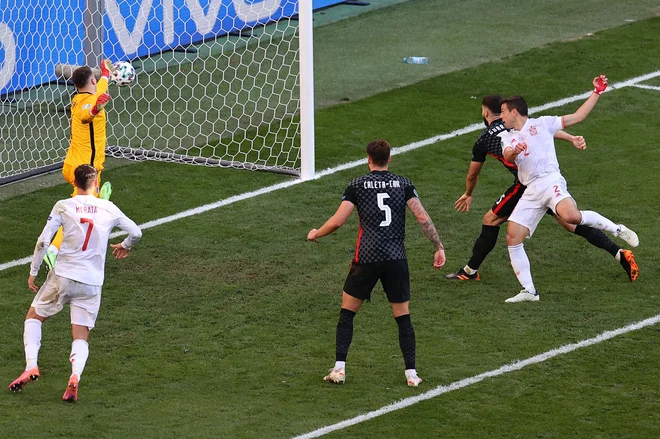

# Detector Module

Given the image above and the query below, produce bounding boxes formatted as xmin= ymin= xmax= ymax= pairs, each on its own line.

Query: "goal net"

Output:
xmin=0 ymin=0 xmax=316 ymax=185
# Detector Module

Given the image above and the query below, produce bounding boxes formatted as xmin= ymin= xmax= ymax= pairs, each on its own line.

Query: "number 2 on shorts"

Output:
xmin=81 ymin=218 xmax=94 ymax=251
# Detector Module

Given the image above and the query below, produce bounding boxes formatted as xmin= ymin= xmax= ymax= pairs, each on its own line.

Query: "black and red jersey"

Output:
xmin=342 ymin=170 xmax=417 ymax=264
xmin=471 ymin=119 xmax=519 ymax=183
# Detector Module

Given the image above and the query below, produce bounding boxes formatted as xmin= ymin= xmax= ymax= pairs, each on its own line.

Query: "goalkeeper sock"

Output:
xmin=508 ymin=243 xmax=536 ymax=294
xmin=574 ymin=224 xmax=620 ymax=258
xmin=467 ymin=225 xmax=500 ymax=271
xmin=335 ymin=309 xmax=355 ymax=362
xmin=395 ymin=314 xmax=416 ymax=370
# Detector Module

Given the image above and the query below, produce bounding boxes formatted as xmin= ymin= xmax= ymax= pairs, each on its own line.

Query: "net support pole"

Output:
xmin=84 ymin=0 xmax=104 ymax=68
xmin=299 ymin=0 xmax=315 ymax=181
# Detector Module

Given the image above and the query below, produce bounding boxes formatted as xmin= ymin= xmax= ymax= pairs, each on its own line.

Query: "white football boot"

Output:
xmin=505 ymin=289 xmax=540 ymax=303
xmin=406 ymin=371 xmax=423 ymax=387
xmin=323 ymin=368 xmax=345 ymax=384
xmin=614 ymin=225 xmax=639 ymax=248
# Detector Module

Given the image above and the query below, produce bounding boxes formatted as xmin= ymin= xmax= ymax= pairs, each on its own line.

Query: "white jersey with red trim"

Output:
xmin=498 ymin=116 xmax=564 ymax=186
xmin=30 ymin=195 xmax=142 ymax=286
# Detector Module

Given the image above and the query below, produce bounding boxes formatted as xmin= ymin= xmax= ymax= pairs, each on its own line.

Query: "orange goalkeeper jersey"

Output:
xmin=64 ymin=77 xmax=109 ymax=171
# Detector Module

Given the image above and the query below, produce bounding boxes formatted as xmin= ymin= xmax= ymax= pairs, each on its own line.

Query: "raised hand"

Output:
xmin=593 ymin=74 xmax=608 ymax=95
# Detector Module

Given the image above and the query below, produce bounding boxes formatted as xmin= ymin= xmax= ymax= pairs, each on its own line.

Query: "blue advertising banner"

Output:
xmin=0 ymin=0 xmax=85 ymax=96
xmin=0 ymin=0 xmax=344 ymax=95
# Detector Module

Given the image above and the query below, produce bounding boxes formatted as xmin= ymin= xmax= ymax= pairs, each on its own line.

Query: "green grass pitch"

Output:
xmin=1 ymin=9 xmax=659 ymax=439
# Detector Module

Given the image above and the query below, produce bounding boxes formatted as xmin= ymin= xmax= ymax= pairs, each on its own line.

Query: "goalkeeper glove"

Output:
xmin=90 ymin=93 xmax=111 ymax=116
xmin=593 ymin=75 xmax=608 ymax=95
xmin=100 ymin=59 xmax=115 ymax=79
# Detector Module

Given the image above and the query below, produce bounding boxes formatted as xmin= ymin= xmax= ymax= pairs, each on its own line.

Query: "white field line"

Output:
xmin=291 ymin=313 xmax=660 ymax=439
xmin=1 ymin=70 xmax=659 ymax=273
xmin=632 ymin=84 xmax=660 ymax=91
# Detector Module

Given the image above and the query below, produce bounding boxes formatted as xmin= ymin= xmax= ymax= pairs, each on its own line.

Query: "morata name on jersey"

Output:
xmin=363 ymin=180 xmax=401 ymax=189
xmin=76 ymin=205 xmax=98 ymax=214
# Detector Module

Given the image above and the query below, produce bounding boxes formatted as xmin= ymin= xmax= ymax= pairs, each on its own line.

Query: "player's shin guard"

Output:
xmin=467 ymin=225 xmax=500 ymax=270
xmin=70 ymin=339 xmax=89 ymax=379
xmin=508 ymin=243 xmax=536 ymax=294
xmin=579 ymin=210 xmax=618 ymax=234
xmin=574 ymin=224 xmax=620 ymax=257
xmin=336 ymin=309 xmax=356 ymax=362
xmin=24 ymin=319 xmax=42 ymax=370
xmin=395 ymin=314 xmax=416 ymax=370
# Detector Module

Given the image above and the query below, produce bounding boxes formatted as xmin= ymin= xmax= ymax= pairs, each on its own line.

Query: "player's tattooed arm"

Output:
xmin=407 ymin=198 xmax=444 ymax=250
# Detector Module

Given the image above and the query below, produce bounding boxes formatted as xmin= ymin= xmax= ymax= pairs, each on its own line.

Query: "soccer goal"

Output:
xmin=0 ymin=0 xmax=316 ymax=185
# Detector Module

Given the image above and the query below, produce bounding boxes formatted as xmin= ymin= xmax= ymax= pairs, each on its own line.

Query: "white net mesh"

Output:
xmin=0 ymin=0 xmax=305 ymax=184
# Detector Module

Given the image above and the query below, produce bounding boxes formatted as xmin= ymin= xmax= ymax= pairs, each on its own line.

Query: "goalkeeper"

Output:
xmin=44 ymin=60 xmax=115 ymax=270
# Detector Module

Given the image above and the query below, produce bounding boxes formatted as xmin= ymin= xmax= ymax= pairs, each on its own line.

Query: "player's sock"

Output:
xmin=615 ymin=249 xmax=621 ymax=262
xmin=508 ymin=243 xmax=536 ymax=294
xmin=70 ymin=339 xmax=89 ymax=379
xmin=334 ymin=361 xmax=346 ymax=370
xmin=24 ymin=319 xmax=42 ymax=370
xmin=335 ymin=309 xmax=355 ymax=362
xmin=579 ymin=210 xmax=619 ymax=234
xmin=463 ymin=265 xmax=477 ymax=275
xmin=395 ymin=314 xmax=416 ymax=370
xmin=467 ymin=225 xmax=500 ymax=271
xmin=574 ymin=224 xmax=620 ymax=258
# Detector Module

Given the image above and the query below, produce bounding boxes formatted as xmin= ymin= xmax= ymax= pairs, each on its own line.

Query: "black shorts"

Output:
xmin=492 ymin=182 xmax=525 ymax=218
xmin=343 ymin=259 xmax=410 ymax=303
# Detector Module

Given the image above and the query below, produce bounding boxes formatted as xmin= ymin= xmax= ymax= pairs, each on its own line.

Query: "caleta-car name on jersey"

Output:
xmin=363 ymin=180 xmax=401 ymax=189
xmin=76 ymin=205 xmax=98 ymax=214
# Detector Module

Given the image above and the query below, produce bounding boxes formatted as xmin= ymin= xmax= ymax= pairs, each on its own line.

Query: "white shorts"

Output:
xmin=508 ymin=175 xmax=572 ymax=237
xmin=31 ymin=271 xmax=102 ymax=329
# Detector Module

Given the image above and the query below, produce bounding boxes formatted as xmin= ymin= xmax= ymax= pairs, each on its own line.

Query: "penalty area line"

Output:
xmin=290 ymin=313 xmax=660 ymax=439
xmin=1 ymin=70 xmax=659 ymax=273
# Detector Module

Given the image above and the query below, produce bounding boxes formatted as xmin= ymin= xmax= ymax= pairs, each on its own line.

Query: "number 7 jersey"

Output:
xmin=342 ymin=170 xmax=418 ymax=263
xmin=30 ymin=195 xmax=142 ymax=286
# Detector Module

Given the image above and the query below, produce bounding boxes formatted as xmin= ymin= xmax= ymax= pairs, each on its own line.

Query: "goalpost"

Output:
xmin=0 ymin=0 xmax=316 ymax=185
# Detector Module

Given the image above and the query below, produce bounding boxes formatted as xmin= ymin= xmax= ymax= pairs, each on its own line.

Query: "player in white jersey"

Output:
xmin=8 ymin=164 xmax=142 ymax=401
xmin=498 ymin=75 xmax=639 ymax=303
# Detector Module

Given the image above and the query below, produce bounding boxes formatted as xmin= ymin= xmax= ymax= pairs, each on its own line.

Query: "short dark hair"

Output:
xmin=500 ymin=95 xmax=528 ymax=117
xmin=366 ymin=139 xmax=390 ymax=167
xmin=482 ymin=95 xmax=503 ymax=114
xmin=74 ymin=164 xmax=98 ymax=190
xmin=72 ymin=66 xmax=94 ymax=89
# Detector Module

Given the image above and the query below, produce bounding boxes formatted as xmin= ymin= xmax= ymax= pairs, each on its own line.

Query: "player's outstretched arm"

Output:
xmin=455 ymin=161 xmax=484 ymax=212
xmin=554 ymin=130 xmax=586 ymax=150
xmin=308 ymin=201 xmax=355 ymax=242
xmin=96 ymin=60 xmax=114 ymax=94
xmin=407 ymin=198 xmax=446 ymax=269
xmin=562 ymin=75 xmax=607 ymax=128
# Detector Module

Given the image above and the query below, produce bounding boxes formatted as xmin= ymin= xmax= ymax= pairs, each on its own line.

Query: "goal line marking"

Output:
xmin=290 ymin=313 xmax=660 ymax=439
xmin=1 ymin=70 xmax=659 ymax=273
